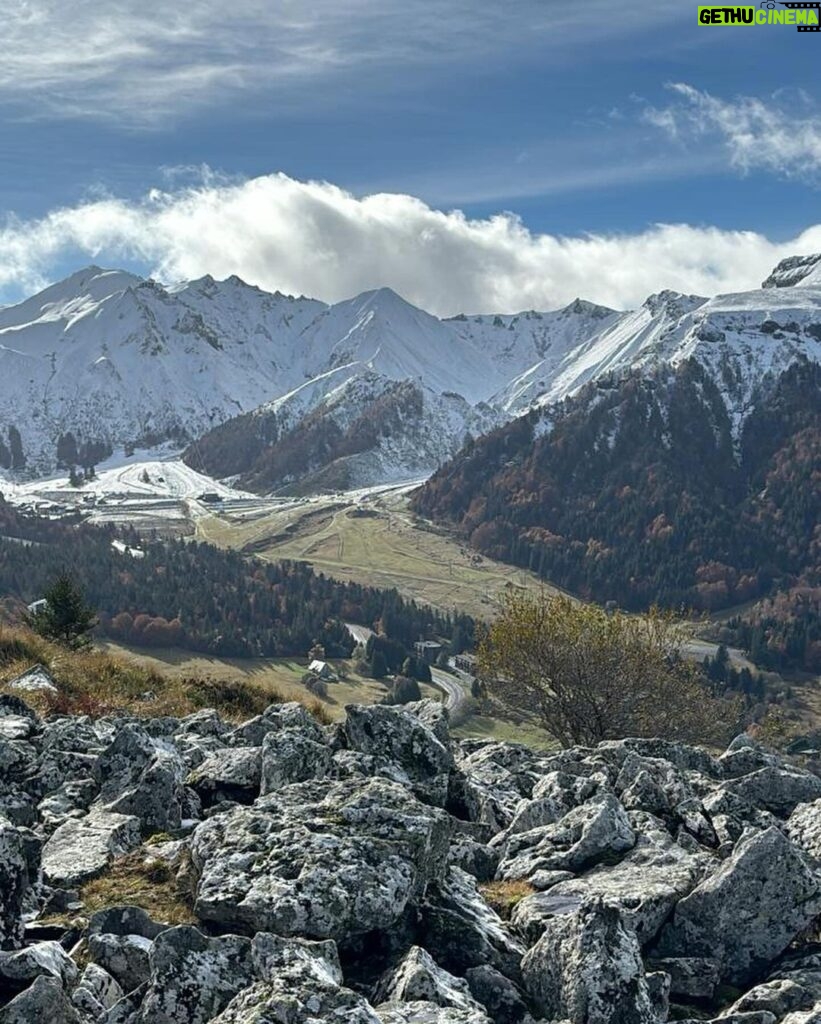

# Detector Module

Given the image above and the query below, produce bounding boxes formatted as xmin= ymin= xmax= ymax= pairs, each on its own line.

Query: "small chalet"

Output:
xmin=414 ymin=640 xmax=443 ymax=665
xmin=308 ymin=659 xmax=335 ymax=680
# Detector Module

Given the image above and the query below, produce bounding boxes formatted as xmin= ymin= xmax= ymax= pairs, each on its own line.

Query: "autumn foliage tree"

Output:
xmin=478 ymin=591 xmax=740 ymax=748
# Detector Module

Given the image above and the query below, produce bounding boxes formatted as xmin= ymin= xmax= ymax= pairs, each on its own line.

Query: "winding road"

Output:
xmin=430 ymin=666 xmax=468 ymax=715
xmin=344 ymin=622 xmax=467 ymax=713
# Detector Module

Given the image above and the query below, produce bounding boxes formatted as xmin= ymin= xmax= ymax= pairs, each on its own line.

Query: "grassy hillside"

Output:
xmin=196 ymin=487 xmax=559 ymax=620
xmin=0 ymin=626 xmax=329 ymax=723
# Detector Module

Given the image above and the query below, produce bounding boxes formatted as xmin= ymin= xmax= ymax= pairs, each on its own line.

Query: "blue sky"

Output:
xmin=1 ymin=0 xmax=820 ymax=313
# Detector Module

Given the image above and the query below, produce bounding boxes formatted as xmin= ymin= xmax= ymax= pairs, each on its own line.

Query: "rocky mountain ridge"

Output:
xmin=2 ymin=690 xmax=821 ymax=1022
xmin=1 ymin=258 xmax=819 ymax=491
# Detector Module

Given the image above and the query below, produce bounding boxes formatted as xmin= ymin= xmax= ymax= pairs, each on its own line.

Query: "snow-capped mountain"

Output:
xmin=0 ymin=258 xmax=819 ymax=490
xmin=762 ymin=253 xmax=821 ymax=289
xmin=186 ymin=368 xmax=502 ymax=494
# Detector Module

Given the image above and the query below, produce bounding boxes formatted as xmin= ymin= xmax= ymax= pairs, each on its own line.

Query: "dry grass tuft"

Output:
xmin=79 ymin=849 xmax=198 ymax=926
xmin=479 ymin=879 xmax=536 ymax=919
xmin=0 ymin=625 xmax=330 ymax=724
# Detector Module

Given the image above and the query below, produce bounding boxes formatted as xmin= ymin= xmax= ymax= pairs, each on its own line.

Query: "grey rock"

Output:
xmin=375 ymin=1003 xmax=492 ymax=1023
xmin=725 ymin=977 xmax=819 ymax=1019
xmin=0 ymin=941 xmax=78 ymax=986
xmin=0 ymin=695 xmax=38 ymax=721
xmin=0 ymin=816 xmax=29 ymax=950
xmin=41 ymin=808 xmax=141 ymax=886
xmin=176 ymin=709 xmax=230 ymax=738
xmin=0 ymin=739 xmax=38 ymax=789
xmin=464 ymin=964 xmax=530 ymax=1023
xmin=86 ymin=905 xmax=167 ymax=990
xmin=0 ymin=975 xmax=80 ymax=1024
xmin=5 ymin=665 xmax=57 ymax=695
xmin=786 ymin=799 xmax=821 ymax=861
xmin=136 ymin=926 xmax=255 ymax=1024
xmin=616 ymin=753 xmax=694 ymax=814
xmin=0 ymin=717 xmax=34 ymax=742
xmin=95 ymin=725 xmax=186 ymax=833
xmin=227 ymin=701 xmax=323 ymax=747
xmin=186 ymin=746 xmax=262 ymax=804
xmin=342 ymin=703 xmax=454 ymax=806
xmin=512 ymin=829 xmax=706 ymax=945
xmin=448 ymin=837 xmax=499 ymax=882
xmin=598 ymin=738 xmax=723 ymax=778
xmin=419 ymin=867 xmax=525 ymax=981
xmin=199 ymin=931 xmax=381 ymax=1024
xmin=87 ymin=931 xmax=154 ymax=994
xmin=374 ymin=946 xmax=485 ymax=1012
xmin=37 ymin=779 xmax=97 ymax=833
xmin=645 ymin=956 xmax=720 ymax=999
xmin=720 ymin=766 xmax=821 ymax=817
xmin=260 ymin=727 xmax=331 ymax=794
xmin=719 ymin=745 xmax=780 ymax=778
xmin=521 ymin=898 xmax=659 ymax=1024
xmin=529 ymin=869 xmax=575 ymax=891
xmin=701 ymin=788 xmax=780 ymax=849
xmin=655 ymin=826 xmax=821 ymax=985
xmin=451 ymin=742 xmax=551 ymax=834
xmin=501 ymin=769 xmax=607 ymax=839
xmin=106 ymin=982 xmax=148 ymax=1024
xmin=192 ymin=777 xmax=450 ymax=940
xmin=498 ymin=793 xmax=636 ymax=880
xmin=71 ymin=963 xmax=124 ymax=1019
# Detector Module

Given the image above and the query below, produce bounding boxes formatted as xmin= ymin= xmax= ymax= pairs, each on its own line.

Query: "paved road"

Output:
xmin=430 ymin=666 xmax=467 ymax=714
xmin=345 ymin=622 xmax=466 ymax=713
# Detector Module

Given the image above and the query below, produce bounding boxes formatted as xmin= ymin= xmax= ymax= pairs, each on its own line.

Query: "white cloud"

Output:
xmin=2 ymin=172 xmax=820 ymax=314
xmin=644 ymin=83 xmax=821 ymax=181
xmin=0 ymin=0 xmax=684 ymax=125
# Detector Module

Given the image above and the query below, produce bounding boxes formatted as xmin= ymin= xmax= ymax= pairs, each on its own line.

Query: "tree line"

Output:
xmin=412 ymin=360 xmax=820 ymax=615
xmin=0 ymin=498 xmax=475 ymax=660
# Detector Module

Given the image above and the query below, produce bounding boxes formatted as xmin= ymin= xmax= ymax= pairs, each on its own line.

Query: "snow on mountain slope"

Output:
xmin=187 ymin=366 xmax=503 ymax=493
xmin=0 ymin=268 xmax=328 ymax=474
xmin=1 ymin=257 xmax=820 ymax=490
xmin=493 ymin=291 xmax=707 ymax=412
xmin=5 ymin=453 xmax=253 ymax=502
xmin=448 ymin=297 xmax=622 ymax=407
xmin=298 ymin=287 xmax=497 ymax=403
xmin=762 ymin=254 xmax=821 ymax=289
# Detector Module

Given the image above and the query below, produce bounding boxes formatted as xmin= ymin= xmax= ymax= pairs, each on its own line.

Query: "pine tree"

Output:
xmin=370 ymin=649 xmax=388 ymax=680
xmin=8 ymin=426 xmax=25 ymax=470
xmin=26 ymin=572 xmax=97 ymax=649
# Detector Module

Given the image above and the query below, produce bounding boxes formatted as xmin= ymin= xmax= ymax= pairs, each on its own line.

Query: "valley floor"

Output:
xmin=194 ymin=482 xmax=560 ymax=620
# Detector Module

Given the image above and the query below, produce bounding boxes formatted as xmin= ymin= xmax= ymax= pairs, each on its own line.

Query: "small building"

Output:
xmin=26 ymin=598 xmax=48 ymax=615
xmin=112 ymin=539 xmax=145 ymax=559
xmin=454 ymin=652 xmax=478 ymax=675
xmin=308 ymin=659 xmax=335 ymax=680
xmin=414 ymin=640 xmax=443 ymax=665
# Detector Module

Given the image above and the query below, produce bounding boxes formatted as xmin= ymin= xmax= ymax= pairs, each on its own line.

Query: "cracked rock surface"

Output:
xmin=1 ymin=696 xmax=821 ymax=1024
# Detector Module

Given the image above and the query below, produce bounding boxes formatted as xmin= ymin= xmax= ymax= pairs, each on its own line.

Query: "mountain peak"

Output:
xmin=560 ymin=297 xmax=618 ymax=319
xmin=762 ymin=254 xmax=821 ymax=290
xmin=0 ymin=266 xmax=144 ymax=332
xmin=642 ymin=290 xmax=705 ymax=317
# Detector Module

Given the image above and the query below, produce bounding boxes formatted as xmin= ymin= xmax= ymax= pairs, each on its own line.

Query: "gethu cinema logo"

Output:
xmin=698 ymin=2 xmax=821 ymax=28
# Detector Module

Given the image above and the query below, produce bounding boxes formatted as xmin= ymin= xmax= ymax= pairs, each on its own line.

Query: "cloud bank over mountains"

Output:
xmin=2 ymin=171 xmax=821 ymax=315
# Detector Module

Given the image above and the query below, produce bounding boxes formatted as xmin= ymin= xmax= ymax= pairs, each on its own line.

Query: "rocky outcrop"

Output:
xmin=191 ymin=776 xmax=451 ymax=940
xmin=41 ymin=809 xmax=141 ymax=887
xmin=1 ymin=694 xmax=820 ymax=1024
xmin=654 ymin=826 xmax=821 ymax=985
xmin=521 ymin=898 xmax=661 ymax=1023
